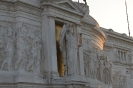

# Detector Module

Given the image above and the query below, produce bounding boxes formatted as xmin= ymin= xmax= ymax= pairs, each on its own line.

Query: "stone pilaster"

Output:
xmin=77 ymin=25 xmax=85 ymax=77
xmin=41 ymin=11 xmax=59 ymax=82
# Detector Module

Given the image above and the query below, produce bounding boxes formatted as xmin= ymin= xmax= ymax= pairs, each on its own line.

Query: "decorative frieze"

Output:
xmin=0 ymin=21 xmax=15 ymax=71
xmin=0 ymin=0 xmax=133 ymax=88
xmin=83 ymin=46 xmax=112 ymax=86
xmin=107 ymin=36 xmax=133 ymax=48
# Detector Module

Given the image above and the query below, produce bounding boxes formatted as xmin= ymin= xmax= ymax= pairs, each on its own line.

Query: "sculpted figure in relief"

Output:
xmin=15 ymin=23 xmax=41 ymax=73
xmin=96 ymin=52 xmax=101 ymax=81
xmin=15 ymin=24 xmax=27 ymax=70
xmin=82 ymin=40 xmax=113 ymax=87
xmin=0 ymin=23 xmax=15 ymax=71
xmin=0 ymin=37 xmax=4 ymax=68
xmin=90 ymin=49 xmax=97 ymax=79
xmin=0 ymin=26 xmax=5 ymax=69
xmin=60 ymin=23 xmax=79 ymax=75
xmin=83 ymin=50 xmax=90 ymax=77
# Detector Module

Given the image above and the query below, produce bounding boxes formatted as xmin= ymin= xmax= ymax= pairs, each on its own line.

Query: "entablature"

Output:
xmin=41 ymin=0 xmax=83 ymax=18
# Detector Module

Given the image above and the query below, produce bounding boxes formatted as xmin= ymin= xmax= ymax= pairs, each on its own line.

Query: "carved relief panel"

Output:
xmin=15 ymin=23 xmax=42 ymax=73
xmin=83 ymin=45 xmax=112 ymax=85
xmin=0 ymin=21 xmax=15 ymax=71
xmin=113 ymin=73 xmax=127 ymax=88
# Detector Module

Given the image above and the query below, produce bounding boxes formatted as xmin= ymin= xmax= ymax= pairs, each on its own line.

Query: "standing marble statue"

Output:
xmin=60 ymin=23 xmax=78 ymax=75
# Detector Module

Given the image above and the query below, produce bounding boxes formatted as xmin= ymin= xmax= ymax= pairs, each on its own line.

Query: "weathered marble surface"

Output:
xmin=0 ymin=0 xmax=133 ymax=88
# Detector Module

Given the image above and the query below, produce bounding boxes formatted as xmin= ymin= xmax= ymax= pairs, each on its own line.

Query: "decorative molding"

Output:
xmin=0 ymin=1 xmax=42 ymax=16
xmin=107 ymin=36 xmax=133 ymax=48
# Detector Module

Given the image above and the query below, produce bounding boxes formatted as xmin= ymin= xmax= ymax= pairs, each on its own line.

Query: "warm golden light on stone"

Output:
xmin=55 ymin=24 xmax=65 ymax=77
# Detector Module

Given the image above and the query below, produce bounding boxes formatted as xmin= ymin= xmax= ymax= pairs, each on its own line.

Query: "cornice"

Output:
xmin=113 ymin=61 xmax=133 ymax=66
xmin=41 ymin=4 xmax=83 ymax=18
xmin=101 ymin=28 xmax=133 ymax=50
xmin=0 ymin=1 xmax=42 ymax=16
xmin=40 ymin=0 xmax=83 ymax=13
xmin=40 ymin=0 xmax=83 ymax=18
xmin=1 ymin=0 xmax=41 ymax=8
xmin=106 ymin=36 xmax=133 ymax=49
xmin=14 ymin=2 xmax=42 ymax=16
xmin=101 ymin=27 xmax=133 ymax=42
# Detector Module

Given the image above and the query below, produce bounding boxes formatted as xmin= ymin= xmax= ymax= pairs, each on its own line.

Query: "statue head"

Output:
xmin=66 ymin=24 xmax=74 ymax=35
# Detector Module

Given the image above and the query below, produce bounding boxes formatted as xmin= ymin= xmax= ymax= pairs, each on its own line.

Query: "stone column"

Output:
xmin=41 ymin=12 xmax=59 ymax=80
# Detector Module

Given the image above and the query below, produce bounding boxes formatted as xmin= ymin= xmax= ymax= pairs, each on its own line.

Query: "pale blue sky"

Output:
xmin=73 ymin=0 xmax=133 ymax=36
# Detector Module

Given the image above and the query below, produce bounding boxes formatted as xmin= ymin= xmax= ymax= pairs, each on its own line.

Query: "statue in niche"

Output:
xmin=0 ymin=23 xmax=15 ymax=71
xmin=60 ymin=23 xmax=79 ymax=75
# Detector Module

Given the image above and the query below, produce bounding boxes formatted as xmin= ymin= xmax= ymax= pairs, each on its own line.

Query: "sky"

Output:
xmin=72 ymin=0 xmax=133 ymax=36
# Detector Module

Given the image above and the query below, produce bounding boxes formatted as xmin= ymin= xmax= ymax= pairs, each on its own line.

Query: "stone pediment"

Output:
xmin=41 ymin=0 xmax=83 ymax=15
xmin=58 ymin=2 xmax=76 ymax=11
xmin=57 ymin=0 xmax=83 ymax=13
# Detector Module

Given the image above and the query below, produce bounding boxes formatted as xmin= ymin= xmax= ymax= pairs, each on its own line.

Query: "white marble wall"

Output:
xmin=102 ymin=28 xmax=133 ymax=88
xmin=0 ymin=0 xmax=133 ymax=88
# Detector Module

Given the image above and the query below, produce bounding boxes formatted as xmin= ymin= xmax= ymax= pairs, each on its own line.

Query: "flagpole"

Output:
xmin=125 ymin=0 xmax=130 ymax=36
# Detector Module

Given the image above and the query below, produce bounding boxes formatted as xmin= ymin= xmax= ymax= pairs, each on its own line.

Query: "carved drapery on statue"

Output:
xmin=59 ymin=23 xmax=79 ymax=75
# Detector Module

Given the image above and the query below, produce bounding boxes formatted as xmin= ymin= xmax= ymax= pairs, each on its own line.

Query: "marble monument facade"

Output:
xmin=0 ymin=0 xmax=132 ymax=88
